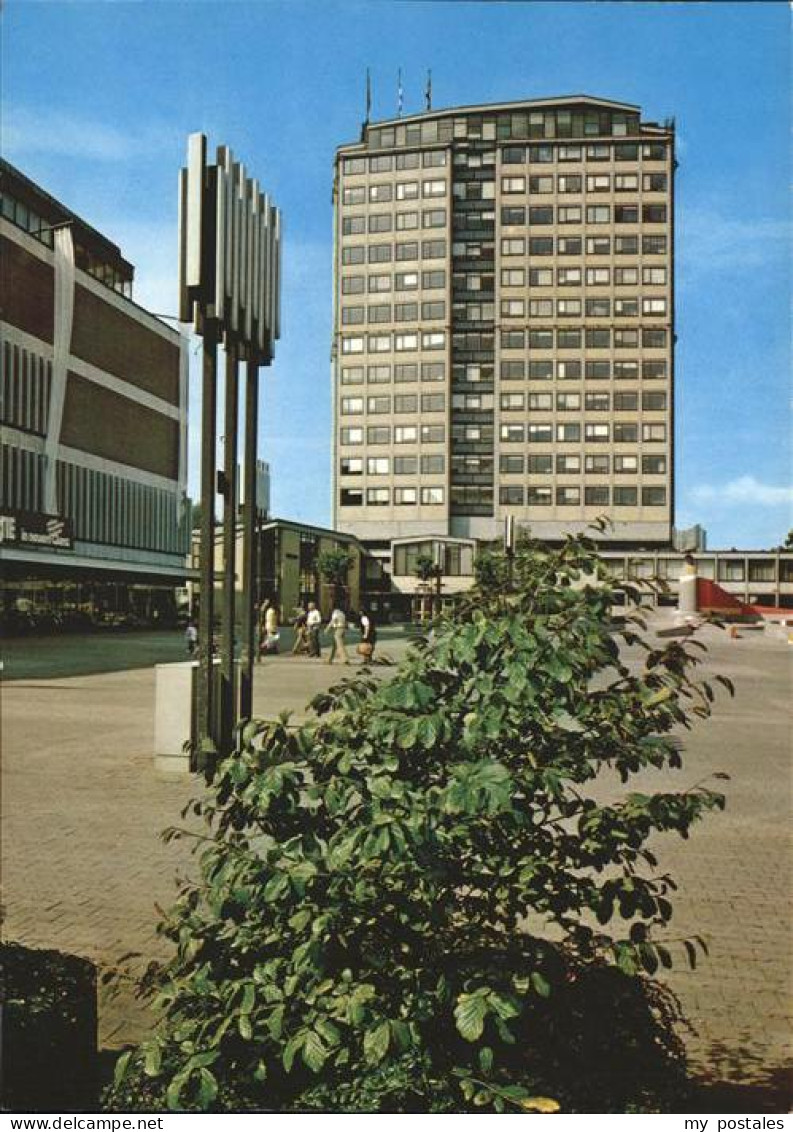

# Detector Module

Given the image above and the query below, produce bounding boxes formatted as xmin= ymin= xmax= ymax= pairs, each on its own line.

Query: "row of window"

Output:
xmin=361 ymin=110 xmax=644 ymax=152
xmin=342 ymin=209 xmax=447 ymax=235
xmin=1 ymin=341 xmax=52 ymax=436
xmin=0 ymin=444 xmax=188 ymax=555
xmin=341 ymin=265 xmax=667 ymax=302
xmin=501 ymin=173 xmax=667 ymax=194
xmin=499 ymin=142 xmax=667 ymax=164
xmin=478 ymin=298 xmax=667 ymax=322
xmin=341 ymin=239 xmax=446 ymax=265
xmin=366 ymin=115 xmax=651 ymax=156
xmin=500 ymin=390 xmax=667 ymax=410
xmin=499 ymin=485 xmax=667 ymax=506
xmin=342 ymin=179 xmax=447 ymax=205
xmin=500 ymin=358 xmax=668 ymax=381
xmin=339 ymin=483 xmax=666 ymax=508
xmin=504 ymin=295 xmax=668 ymax=316
xmin=340 ymin=234 xmax=667 ymax=265
xmin=338 ymin=420 xmax=668 ymax=446
xmin=342 ymin=358 xmax=668 ymax=388
xmin=342 ymin=267 xmax=446 ymax=290
xmin=341 ymin=455 xmax=446 ymax=476
xmin=343 ymin=150 xmax=449 ymax=175
xmin=340 ymin=324 xmax=671 ymax=355
xmin=501 ymin=327 xmax=667 ymax=349
xmin=341 ymin=390 xmax=667 ymax=415
xmin=499 ymin=453 xmax=667 ymax=474
xmin=1 ymin=193 xmax=133 ymax=298
xmin=341 ymin=301 xmax=447 ymax=325
xmin=501 ymin=234 xmax=667 ymax=256
xmin=341 ymin=331 xmax=446 ymax=354
xmin=341 ymin=394 xmax=446 ymax=414
xmin=341 ymin=362 xmax=446 ymax=384
xmin=501 ymin=325 xmax=668 ymax=347
xmin=503 ymin=265 xmax=667 ymax=286
xmin=340 ymin=486 xmax=445 ymax=506
xmin=340 ymin=425 xmax=444 ymax=445
xmin=339 ymin=452 xmax=666 ymax=477
xmin=501 ymin=203 xmax=668 ymax=226
xmin=500 ymin=422 xmax=667 ymax=443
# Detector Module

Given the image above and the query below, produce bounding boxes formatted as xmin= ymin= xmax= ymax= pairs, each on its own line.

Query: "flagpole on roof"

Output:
xmin=365 ymin=67 xmax=372 ymax=126
xmin=397 ymin=67 xmax=403 ymax=118
xmin=425 ymin=68 xmax=432 ymax=111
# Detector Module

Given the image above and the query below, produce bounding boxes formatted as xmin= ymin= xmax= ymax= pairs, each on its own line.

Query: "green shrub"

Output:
xmin=109 ymin=532 xmax=729 ymax=1113
xmin=2 ymin=942 xmax=98 ymax=1111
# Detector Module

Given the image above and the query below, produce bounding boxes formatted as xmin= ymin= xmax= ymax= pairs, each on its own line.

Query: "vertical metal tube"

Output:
xmin=240 ymin=358 xmax=259 ymax=721
xmin=196 ymin=320 xmax=218 ymax=774
xmin=219 ymin=342 xmax=239 ymax=758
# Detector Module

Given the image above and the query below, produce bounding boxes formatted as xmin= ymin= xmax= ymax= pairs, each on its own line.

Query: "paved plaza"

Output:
xmin=1 ymin=620 xmax=791 ymax=1097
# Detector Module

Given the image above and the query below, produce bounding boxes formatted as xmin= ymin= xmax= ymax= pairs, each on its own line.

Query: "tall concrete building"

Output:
xmin=331 ymin=95 xmax=675 ymax=564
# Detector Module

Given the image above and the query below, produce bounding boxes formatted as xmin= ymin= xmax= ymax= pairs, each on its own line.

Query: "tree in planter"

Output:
xmin=414 ymin=553 xmax=442 ymax=621
xmin=316 ymin=548 xmax=354 ymax=612
xmin=109 ymin=531 xmax=731 ymax=1114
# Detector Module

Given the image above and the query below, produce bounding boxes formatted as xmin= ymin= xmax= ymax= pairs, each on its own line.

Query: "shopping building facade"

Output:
xmin=0 ymin=159 xmax=191 ymax=629
xmin=332 ymin=95 xmax=674 ymax=564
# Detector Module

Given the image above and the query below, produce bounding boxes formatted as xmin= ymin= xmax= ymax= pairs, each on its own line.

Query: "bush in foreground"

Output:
xmin=109 ymin=532 xmax=730 ymax=1112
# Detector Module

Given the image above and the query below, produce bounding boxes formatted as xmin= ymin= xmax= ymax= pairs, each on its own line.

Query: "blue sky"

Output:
xmin=3 ymin=0 xmax=790 ymax=548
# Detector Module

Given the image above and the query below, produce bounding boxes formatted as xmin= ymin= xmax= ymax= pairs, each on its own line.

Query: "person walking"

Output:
xmin=185 ymin=619 xmax=198 ymax=657
xmin=326 ymin=606 xmax=349 ymax=665
xmin=306 ymin=601 xmax=322 ymax=658
xmin=291 ymin=606 xmax=309 ymax=655
xmin=358 ymin=608 xmax=377 ymax=663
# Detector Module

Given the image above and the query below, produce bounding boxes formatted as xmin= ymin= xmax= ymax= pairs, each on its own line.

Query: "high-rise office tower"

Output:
xmin=332 ymin=96 xmax=674 ymax=561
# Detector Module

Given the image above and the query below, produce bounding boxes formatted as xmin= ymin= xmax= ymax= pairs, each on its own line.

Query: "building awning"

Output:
xmin=0 ymin=546 xmax=196 ymax=585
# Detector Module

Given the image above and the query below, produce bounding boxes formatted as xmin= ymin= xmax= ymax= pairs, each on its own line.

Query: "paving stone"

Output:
xmin=2 ymin=622 xmax=790 ymax=1086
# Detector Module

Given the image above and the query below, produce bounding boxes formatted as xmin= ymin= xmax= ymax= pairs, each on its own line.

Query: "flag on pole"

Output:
xmin=365 ymin=68 xmax=372 ymax=124
xmin=425 ymin=69 xmax=432 ymax=111
xmin=398 ymin=68 xmax=403 ymax=117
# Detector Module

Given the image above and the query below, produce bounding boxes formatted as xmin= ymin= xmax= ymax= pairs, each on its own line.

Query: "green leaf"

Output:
xmin=530 ymin=971 xmax=551 ymax=998
xmin=390 ymin=1019 xmax=412 ymax=1051
xmin=263 ymin=872 xmax=289 ymax=902
xmin=196 ymin=1068 xmax=218 ymax=1109
xmin=282 ymin=1033 xmax=304 ymax=1073
xmin=143 ymin=1043 xmax=162 ymax=1078
xmin=113 ymin=1050 xmax=132 ymax=1088
xmin=363 ymin=1021 xmax=391 ymax=1064
xmin=315 ymin=1018 xmax=342 ymax=1046
xmin=240 ymin=983 xmax=256 ymax=1014
xmin=166 ymin=1071 xmax=190 ymax=1111
xmin=454 ymin=993 xmax=488 ymax=1042
xmin=302 ymin=1030 xmax=327 ymax=1073
xmin=478 ymin=1045 xmax=494 ymax=1074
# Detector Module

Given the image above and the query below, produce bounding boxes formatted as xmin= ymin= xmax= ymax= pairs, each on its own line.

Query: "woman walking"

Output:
xmin=326 ymin=606 xmax=349 ymax=665
xmin=358 ymin=608 xmax=377 ymax=663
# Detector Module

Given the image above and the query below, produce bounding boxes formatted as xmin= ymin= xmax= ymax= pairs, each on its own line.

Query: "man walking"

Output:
xmin=326 ymin=606 xmax=349 ymax=665
xmin=306 ymin=601 xmax=322 ymax=658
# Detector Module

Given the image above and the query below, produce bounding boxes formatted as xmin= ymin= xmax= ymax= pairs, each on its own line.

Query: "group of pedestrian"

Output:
xmin=291 ymin=602 xmax=377 ymax=663
xmin=185 ymin=601 xmax=377 ymax=664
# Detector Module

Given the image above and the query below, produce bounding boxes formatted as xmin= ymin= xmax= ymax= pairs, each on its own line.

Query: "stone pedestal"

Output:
xmin=678 ymin=562 xmax=698 ymax=616
xmin=154 ymin=660 xmax=198 ymax=770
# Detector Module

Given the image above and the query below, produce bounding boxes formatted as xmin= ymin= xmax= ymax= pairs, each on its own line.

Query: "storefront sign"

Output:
xmin=0 ymin=510 xmax=74 ymax=550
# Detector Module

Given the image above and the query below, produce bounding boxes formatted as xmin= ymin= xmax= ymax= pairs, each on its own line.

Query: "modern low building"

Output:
xmin=0 ymin=159 xmax=191 ymax=630
xmin=189 ymin=516 xmax=391 ymax=623
xmin=332 ymin=94 xmax=675 ymax=568
xmin=388 ymin=534 xmax=793 ymax=616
